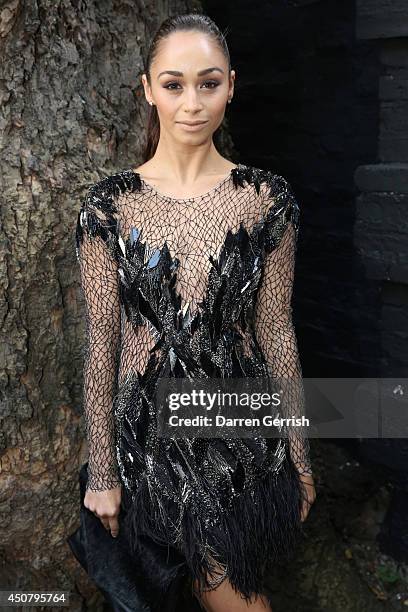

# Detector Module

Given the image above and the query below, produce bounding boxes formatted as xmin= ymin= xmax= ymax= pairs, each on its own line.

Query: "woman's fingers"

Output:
xmin=108 ymin=515 xmax=120 ymax=538
xmin=100 ymin=516 xmax=111 ymax=531
xmin=98 ymin=515 xmax=119 ymax=537
xmin=299 ymin=474 xmax=316 ymax=522
xmin=83 ymin=487 xmax=122 ymax=537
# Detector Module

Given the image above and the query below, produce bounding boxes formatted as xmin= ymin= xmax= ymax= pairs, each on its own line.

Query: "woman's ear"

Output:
xmin=141 ymin=73 xmax=152 ymax=104
xmin=229 ymin=69 xmax=235 ymax=101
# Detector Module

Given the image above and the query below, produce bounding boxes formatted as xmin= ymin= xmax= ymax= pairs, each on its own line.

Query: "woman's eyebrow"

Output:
xmin=157 ymin=67 xmax=225 ymax=78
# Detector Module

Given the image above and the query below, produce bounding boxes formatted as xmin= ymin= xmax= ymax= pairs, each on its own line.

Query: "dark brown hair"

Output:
xmin=142 ymin=13 xmax=231 ymax=162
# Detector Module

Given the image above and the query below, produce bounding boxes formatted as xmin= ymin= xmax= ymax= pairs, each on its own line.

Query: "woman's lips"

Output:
xmin=177 ymin=121 xmax=209 ymax=131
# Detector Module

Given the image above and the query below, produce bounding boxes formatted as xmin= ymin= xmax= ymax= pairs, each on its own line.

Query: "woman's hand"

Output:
xmin=299 ymin=473 xmax=316 ymax=522
xmin=84 ymin=485 xmax=122 ymax=537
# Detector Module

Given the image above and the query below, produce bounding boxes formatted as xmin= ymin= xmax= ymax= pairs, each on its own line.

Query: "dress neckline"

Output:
xmin=129 ymin=164 xmax=242 ymax=202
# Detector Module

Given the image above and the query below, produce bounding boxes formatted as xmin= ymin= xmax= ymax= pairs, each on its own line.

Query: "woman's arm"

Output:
xmin=254 ymin=176 xmax=312 ymax=477
xmin=75 ymin=184 xmax=122 ymax=492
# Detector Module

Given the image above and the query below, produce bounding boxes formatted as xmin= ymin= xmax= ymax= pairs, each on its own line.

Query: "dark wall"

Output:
xmin=204 ymin=0 xmax=381 ymax=376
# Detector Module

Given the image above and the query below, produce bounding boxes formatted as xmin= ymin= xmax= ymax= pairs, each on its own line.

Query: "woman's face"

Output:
xmin=142 ymin=31 xmax=234 ymax=143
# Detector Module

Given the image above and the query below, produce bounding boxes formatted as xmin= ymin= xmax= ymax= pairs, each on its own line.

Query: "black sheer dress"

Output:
xmin=67 ymin=164 xmax=312 ymax=612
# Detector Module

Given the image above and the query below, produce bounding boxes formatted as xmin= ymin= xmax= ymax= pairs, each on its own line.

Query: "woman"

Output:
xmin=68 ymin=12 xmax=316 ymax=612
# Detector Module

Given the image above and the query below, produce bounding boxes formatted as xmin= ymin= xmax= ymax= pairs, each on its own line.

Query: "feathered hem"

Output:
xmin=121 ymin=448 xmax=307 ymax=606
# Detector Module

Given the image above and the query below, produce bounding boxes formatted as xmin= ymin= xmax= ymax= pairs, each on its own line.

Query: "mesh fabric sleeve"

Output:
xmin=75 ymin=185 xmax=122 ymax=492
xmin=254 ymin=175 xmax=312 ymax=476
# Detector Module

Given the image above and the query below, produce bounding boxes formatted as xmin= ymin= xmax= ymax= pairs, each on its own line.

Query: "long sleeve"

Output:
xmin=75 ymin=184 xmax=122 ymax=492
xmin=254 ymin=176 xmax=312 ymax=476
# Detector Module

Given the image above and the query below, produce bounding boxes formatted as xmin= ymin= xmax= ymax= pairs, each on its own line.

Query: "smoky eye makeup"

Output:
xmin=162 ymin=79 xmax=222 ymax=90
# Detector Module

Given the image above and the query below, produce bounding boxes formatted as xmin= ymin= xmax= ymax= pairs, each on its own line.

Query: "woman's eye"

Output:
xmin=202 ymin=81 xmax=220 ymax=89
xmin=164 ymin=82 xmax=181 ymax=90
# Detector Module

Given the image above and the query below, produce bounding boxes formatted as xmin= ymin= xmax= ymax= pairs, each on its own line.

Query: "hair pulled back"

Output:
xmin=142 ymin=13 xmax=231 ymax=162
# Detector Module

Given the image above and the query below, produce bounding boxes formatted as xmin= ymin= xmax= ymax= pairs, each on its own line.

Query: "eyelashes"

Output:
xmin=163 ymin=81 xmax=220 ymax=91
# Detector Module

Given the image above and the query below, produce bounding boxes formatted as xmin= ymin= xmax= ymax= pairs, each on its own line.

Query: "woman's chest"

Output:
xmin=116 ymin=192 xmax=263 ymax=319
